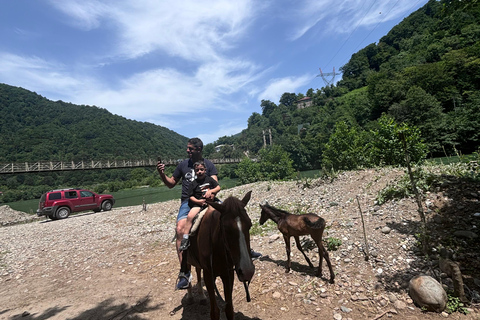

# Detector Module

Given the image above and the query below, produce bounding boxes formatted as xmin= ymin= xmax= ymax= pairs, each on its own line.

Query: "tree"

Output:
xmin=368 ymin=114 xmax=427 ymax=166
xmin=322 ymin=122 xmax=370 ymax=170
xmin=235 ymin=158 xmax=262 ymax=184
xmin=235 ymin=145 xmax=295 ymax=183
xmin=258 ymin=145 xmax=296 ymax=181
xmin=279 ymin=93 xmax=297 ymax=110
xmin=389 ymin=86 xmax=445 ymax=153
xmin=260 ymin=100 xmax=277 ymax=118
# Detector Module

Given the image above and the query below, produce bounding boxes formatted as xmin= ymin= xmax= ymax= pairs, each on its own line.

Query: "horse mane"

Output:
xmin=263 ymin=204 xmax=290 ymax=218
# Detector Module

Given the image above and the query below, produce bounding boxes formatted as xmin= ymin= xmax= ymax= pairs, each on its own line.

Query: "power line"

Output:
xmin=341 ymin=0 xmax=425 ymax=67
xmin=323 ymin=0 xmax=378 ymax=70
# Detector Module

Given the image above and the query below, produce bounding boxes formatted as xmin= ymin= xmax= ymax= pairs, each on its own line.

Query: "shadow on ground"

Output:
xmin=6 ymin=296 xmax=162 ymax=320
xmin=171 ymin=292 xmax=262 ymax=320
xmin=376 ymin=175 xmax=480 ymax=301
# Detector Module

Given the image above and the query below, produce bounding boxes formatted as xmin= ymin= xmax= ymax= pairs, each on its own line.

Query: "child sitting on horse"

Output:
xmin=178 ymin=160 xmax=221 ymax=252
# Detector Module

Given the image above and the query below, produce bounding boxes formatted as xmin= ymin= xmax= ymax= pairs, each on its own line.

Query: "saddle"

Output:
xmin=190 ymin=206 xmax=208 ymax=235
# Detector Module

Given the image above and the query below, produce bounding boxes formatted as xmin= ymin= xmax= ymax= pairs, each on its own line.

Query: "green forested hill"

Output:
xmin=209 ymin=0 xmax=480 ymax=170
xmin=0 ymin=84 xmax=188 ymax=162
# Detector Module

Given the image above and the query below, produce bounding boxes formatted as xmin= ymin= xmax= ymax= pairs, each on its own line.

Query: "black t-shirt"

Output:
xmin=187 ymin=175 xmax=219 ymax=208
xmin=172 ymin=158 xmax=218 ymax=201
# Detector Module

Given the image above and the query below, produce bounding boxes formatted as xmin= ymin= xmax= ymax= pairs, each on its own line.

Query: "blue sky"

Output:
xmin=0 ymin=0 xmax=428 ymax=144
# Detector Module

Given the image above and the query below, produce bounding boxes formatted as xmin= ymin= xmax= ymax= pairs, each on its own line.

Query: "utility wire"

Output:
xmin=323 ymin=0 xmax=378 ymax=71
xmin=341 ymin=0 xmax=425 ymax=67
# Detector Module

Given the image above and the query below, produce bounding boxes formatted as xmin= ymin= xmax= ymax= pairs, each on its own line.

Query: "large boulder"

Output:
xmin=409 ymin=275 xmax=447 ymax=312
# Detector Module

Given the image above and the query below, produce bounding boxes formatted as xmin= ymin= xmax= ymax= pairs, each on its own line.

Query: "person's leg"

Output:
xmin=184 ymin=207 xmax=201 ymax=235
xmin=175 ymin=200 xmax=192 ymax=289
xmin=179 ymin=207 xmax=200 ymax=251
xmin=250 ymin=248 xmax=262 ymax=260
xmin=175 ymin=201 xmax=190 ymax=263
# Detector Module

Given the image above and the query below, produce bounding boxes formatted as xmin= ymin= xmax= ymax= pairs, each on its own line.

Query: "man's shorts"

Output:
xmin=176 ymin=200 xmax=190 ymax=222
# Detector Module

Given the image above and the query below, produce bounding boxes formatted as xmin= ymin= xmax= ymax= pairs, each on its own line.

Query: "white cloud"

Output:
xmin=258 ymin=75 xmax=312 ymax=103
xmin=50 ymin=0 xmax=256 ymax=62
xmin=48 ymin=0 xmax=109 ymax=30
xmin=288 ymin=0 xmax=424 ymax=40
xmin=71 ymin=57 xmax=260 ymax=120
xmin=0 ymin=52 xmax=89 ymax=96
xmin=197 ymin=121 xmax=247 ymax=144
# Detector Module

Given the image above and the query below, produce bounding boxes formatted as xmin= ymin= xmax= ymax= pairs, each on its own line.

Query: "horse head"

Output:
xmin=209 ymin=191 xmax=255 ymax=284
xmin=259 ymin=203 xmax=275 ymax=225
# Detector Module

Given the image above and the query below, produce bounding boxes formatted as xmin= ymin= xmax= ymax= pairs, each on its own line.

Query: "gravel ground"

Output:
xmin=0 ymin=167 xmax=479 ymax=320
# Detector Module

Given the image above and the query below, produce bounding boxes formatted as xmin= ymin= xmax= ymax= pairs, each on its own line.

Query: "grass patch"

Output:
xmin=325 ymin=237 xmax=342 ymax=251
xmin=446 ymin=293 xmax=469 ymax=314
xmin=4 ymin=178 xmax=240 ymax=214
xmin=376 ymin=158 xmax=480 ymax=205
xmin=250 ymin=220 xmax=277 ymax=236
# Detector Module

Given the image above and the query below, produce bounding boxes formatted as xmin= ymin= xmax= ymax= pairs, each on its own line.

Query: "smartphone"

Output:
xmin=157 ymin=156 xmax=162 ymax=163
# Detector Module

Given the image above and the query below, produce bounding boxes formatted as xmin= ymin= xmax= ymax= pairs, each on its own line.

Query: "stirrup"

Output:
xmin=175 ymin=272 xmax=192 ymax=290
xmin=179 ymin=237 xmax=190 ymax=251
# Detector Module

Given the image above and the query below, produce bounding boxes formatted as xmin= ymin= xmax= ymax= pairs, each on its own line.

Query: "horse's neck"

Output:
xmin=268 ymin=209 xmax=286 ymax=224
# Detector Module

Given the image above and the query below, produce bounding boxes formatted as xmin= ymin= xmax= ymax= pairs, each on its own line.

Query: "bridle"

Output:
xmin=219 ymin=210 xmax=252 ymax=302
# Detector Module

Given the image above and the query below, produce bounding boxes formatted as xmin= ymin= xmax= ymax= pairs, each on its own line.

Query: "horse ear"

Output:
xmin=241 ymin=191 xmax=252 ymax=206
xmin=208 ymin=200 xmax=225 ymax=212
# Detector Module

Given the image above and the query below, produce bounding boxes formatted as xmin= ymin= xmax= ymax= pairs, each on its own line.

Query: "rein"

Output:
xmin=219 ymin=214 xmax=235 ymax=270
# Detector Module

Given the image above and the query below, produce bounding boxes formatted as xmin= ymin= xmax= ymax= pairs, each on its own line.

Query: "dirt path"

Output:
xmin=1 ymin=168 xmax=479 ymax=320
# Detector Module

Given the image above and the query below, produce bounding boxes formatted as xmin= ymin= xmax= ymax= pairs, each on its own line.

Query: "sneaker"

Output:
xmin=179 ymin=238 xmax=190 ymax=251
xmin=250 ymin=249 xmax=262 ymax=260
xmin=176 ymin=271 xmax=192 ymax=290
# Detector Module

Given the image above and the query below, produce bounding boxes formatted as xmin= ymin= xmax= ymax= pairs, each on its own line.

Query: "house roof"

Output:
xmin=296 ymin=97 xmax=311 ymax=102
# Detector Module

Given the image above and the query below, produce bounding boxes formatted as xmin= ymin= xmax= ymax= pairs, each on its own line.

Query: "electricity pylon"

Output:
xmin=316 ymin=67 xmax=337 ymax=86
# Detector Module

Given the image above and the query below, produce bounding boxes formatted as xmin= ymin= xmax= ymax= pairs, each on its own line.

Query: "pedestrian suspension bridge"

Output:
xmin=0 ymin=158 xmax=243 ymax=175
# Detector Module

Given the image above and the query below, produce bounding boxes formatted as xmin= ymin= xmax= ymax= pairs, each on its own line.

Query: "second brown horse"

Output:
xmin=259 ymin=203 xmax=335 ymax=283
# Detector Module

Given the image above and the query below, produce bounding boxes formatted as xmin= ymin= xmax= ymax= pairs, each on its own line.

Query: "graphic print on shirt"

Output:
xmin=199 ymin=183 xmax=210 ymax=196
xmin=184 ymin=169 xmax=196 ymax=183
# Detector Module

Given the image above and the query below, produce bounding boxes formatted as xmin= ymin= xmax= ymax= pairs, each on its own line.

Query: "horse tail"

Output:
xmin=303 ymin=216 xmax=326 ymax=230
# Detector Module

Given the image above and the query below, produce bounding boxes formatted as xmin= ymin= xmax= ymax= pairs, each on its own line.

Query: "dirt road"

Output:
xmin=1 ymin=168 xmax=478 ymax=319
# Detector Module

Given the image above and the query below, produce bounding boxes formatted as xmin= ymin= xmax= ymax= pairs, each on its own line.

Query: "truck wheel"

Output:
xmin=102 ymin=200 xmax=113 ymax=211
xmin=56 ymin=207 xmax=70 ymax=219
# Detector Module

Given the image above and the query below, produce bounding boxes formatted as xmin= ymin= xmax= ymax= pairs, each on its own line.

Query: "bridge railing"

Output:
xmin=0 ymin=158 xmax=243 ymax=174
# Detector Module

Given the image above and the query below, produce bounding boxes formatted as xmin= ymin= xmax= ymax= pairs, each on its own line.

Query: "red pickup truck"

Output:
xmin=36 ymin=188 xmax=115 ymax=220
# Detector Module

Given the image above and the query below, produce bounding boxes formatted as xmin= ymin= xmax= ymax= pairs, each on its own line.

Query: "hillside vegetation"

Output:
xmin=1 ymin=0 xmax=479 ymax=202
xmin=0 ymin=84 xmax=188 ymax=202
xmin=0 ymin=84 xmax=188 ymax=163
xmin=207 ymin=0 xmax=480 ymax=171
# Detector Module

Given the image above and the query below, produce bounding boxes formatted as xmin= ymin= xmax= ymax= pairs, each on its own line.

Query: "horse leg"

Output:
xmin=321 ymin=244 xmax=335 ymax=283
xmin=221 ymin=270 xmax=235 ymax=320
xmin=195 ymin=266 xmax=207 ymax=305
xmin=185 ymin=264 xmax=196 ymax=305
xmin=203 ymin=270 xmax=220 ymax=320
xmin=315 ymin=238 xmax=335 ymax=283
xmin=294 ymin=235 xmax=314 ymax=268
xmin=283 ymin=235 xmax=292 ymax=273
